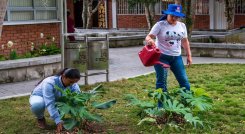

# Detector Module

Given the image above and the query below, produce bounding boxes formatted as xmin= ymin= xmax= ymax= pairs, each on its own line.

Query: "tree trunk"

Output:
xmin=185 ymin=0 xmax=195 ymax=37
xmin=145 ymin=5 xmax=151 ymax=30
xmin=82 ymin=0 xmax=88 ymax=29
xmin=224 ymin=0 xmax=235 ymax=29
xmin=145 ymin=3 xmax=155 ymax=30
xmin=82 ymin=0 xmax=102 ymax=29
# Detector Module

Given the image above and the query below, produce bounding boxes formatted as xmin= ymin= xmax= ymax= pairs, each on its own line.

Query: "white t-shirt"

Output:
xmin=149 ymin=20 xmax=188 ymax=56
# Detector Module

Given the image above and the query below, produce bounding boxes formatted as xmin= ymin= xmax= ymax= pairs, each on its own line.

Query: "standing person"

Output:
xmin=29 ymin=68 xmax=81 ymax=132
xmin=145 ymin=4 xmax=192 ymax=94
xmin=67 ymin=10 xmax=76 ymax=41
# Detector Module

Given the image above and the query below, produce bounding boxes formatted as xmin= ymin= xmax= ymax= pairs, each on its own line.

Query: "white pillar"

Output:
xmin=60 ymin=0 xmax=66 ymax=69
xmin=209 ymin=0 xmax=214 ymax=29
xmin=112 ymin=0 xmax=117 ymax=29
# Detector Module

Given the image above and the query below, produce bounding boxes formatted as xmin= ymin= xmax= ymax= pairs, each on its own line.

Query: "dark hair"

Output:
xmin=159 ymin=10 xmax=167 ymax=21
xmin=159 ymin=14 xmax=167 ymax=21
xmin=67 ymin=11 xmax=70 ymax=16
xmin=36 ymin=68 xmax=80 ymax=85
xmin=56 ymin=68 xmax=81 ymax=79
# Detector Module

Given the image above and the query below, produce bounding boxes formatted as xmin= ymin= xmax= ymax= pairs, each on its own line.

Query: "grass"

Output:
xmin=0 ymin=64 xmax=245 ymax=134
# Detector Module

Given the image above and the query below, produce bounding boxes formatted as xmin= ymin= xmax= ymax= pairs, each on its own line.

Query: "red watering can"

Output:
xmin=138 ymin=45 xmax=170 ymax=68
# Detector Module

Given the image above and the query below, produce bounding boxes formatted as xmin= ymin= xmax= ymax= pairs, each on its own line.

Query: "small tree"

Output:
xmin=74 ymin=0 xmax=102 ymax=29
xmin=127 ymin=0 xmax=158 ymax=30
xmin=83 ymin=0 xmax=102 ymax=29
xmin=224 ymin=0 xmax=235 ymax=30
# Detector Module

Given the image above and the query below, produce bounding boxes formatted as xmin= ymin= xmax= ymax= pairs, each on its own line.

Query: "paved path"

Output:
xmin=1 ymin=46 xmax=245 ymax=100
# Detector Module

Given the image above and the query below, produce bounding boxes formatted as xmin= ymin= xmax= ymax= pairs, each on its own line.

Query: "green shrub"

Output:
xmin=124 ymin=87 xmax=213 ymax=129
xmin=9 ymin=50 xmax=18 ymax=60
xmin=55 ymin=85 xmax=117 ymax=132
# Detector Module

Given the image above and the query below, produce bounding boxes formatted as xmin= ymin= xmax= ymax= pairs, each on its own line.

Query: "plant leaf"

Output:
xmin=184 ymin=113 xmax=203 ymax=128
xmin=124 ymin=94 xmax=155 ymax=108
xmin=144 ymin=107 xmax=165 ymax=117
xmin=164 ymin=99 xmax=190 ymax=115
xmin=63 ymin=118 xmax=78 ymax=130
xmin=137 ymin=117 xmax=156 ymax=125
xmin=87 ymin=84 xmax=105 ymax=94
xmin=92 ymin=99 xmax=117 ymax=109
xmin=187 ymin=96 xmax=213 ymax=111
xmin=56 ymin=102 xmax=71 ymax=119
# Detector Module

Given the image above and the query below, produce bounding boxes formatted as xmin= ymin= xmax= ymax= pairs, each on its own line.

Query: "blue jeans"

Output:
xmin=29 ymin=95 xmax=45 ymax=119
xmin=154 ymin=54 xmax=190 ymax=92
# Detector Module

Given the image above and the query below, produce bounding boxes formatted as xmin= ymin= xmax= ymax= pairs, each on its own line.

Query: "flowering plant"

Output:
xmin=0 ymin=33 xmax=60 ymax=61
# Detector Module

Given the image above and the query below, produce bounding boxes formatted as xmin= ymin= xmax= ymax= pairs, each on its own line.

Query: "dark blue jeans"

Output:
xmin=154 ymin=54 xmax=190 ymax=92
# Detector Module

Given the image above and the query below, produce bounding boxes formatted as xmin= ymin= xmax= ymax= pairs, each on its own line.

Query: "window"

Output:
xmin=195 ymin=0 xmax=209 ymax=15
xmin=235 ymin=0 xmax=245 ymax=14
xmin=117 ymin=0 xmax=173 ymax=15
xmin=5 ymin=0 xmax=58 ymax=22
xmin=117 ymin=0 xmax=145 ymax=14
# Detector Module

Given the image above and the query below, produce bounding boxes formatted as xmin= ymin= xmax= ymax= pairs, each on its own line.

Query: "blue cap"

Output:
xmin=163 ymin=4 xmax=185 ymax=17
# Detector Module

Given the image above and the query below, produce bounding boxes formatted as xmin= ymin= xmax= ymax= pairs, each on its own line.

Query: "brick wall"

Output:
xmin=234 ymin=15 xmax=245 ymax=28
xmin=116 ymin=15 xmax=161 ymax=29
xmin=194 ymin=15 xmax=210 ymax=30
xmin=0 ymin=23 xmax=60 ymax=57
xmin=117 ymin=15 xmax=148 ymax=29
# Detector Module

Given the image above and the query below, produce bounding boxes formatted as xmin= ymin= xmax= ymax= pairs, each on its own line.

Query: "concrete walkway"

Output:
xmin=1 ymin=46 xmax=245 ymax=100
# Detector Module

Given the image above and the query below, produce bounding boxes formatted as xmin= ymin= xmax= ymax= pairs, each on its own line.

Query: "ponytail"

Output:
xmin=55 ymin=68 xmax=81 ymax=79
xmin=159 ymin=10 xmax=167 ymax=21
xmin=36 ymin=68 xmax=80 ymax=86
xmin=55 ymin=68 xmax=69 ymax=76
xmin=159 ymin=14 xmax=167 ymax=21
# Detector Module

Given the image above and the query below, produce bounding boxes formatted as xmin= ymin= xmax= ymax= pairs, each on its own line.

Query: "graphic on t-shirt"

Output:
xmin=165 ymin=31 xmax=185 ymax=47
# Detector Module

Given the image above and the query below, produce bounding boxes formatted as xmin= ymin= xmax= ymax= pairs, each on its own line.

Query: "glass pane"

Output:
xmin=34 ymin=0 xmax=56 ymax=7
xmin=4 ymin=11 xmax=8 ymax=21
xmin=36 ymin=10 xmax=57 ymax=20
xmin=8 ymin=0 xmax=32 ymax=7
xmin=10 ymin=11 xmax=34 ymax=21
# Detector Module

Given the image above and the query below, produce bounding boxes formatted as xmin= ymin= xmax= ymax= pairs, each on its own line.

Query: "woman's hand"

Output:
xmin=146 ymin=39 xmax=155 ymax=46
xmin=187 ymin=55 xmax=192 ymax=67
xmin=56 ymin=122 xmax=63 ymax=133
xmin=145 ymin=34 xmax=156 ymax=46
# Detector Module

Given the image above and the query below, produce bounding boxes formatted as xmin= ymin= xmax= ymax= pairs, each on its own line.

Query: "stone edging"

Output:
xmin=0 ymin=54 xmax=61 ymax=70
xmin=0 ymin=54 xmax=61 ymax=83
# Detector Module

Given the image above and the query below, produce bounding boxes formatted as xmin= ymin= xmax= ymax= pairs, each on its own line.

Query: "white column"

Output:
xmin=60 ymin=0 xmax=65 ymax=69
xmin=105 ymin=0 xmax=108 ymax=28
xmin=209 ymin=0 xmax=214 ymax=29
xmin=112 ymin=0 xmax=117 ymax=29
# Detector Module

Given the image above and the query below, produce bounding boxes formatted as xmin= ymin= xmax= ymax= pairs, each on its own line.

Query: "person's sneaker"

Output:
xmin=37 ymin=117 xmax=46 ymax=129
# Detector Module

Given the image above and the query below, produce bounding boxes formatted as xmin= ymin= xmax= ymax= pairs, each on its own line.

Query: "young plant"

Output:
xmin=55 ymin=84 xmax=117 ymax=132
xmin=124 ymin=87 xmax=213 ymax=129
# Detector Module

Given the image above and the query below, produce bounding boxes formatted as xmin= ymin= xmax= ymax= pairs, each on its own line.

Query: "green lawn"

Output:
xmin=0 ymin=64 xmax=245 ymax=134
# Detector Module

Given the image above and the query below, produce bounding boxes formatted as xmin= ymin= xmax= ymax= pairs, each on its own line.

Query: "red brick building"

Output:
xmin=0 ymin=0 xmax=244 ymax=57
xmin=67 ymin=0 xmax=244 ymax=30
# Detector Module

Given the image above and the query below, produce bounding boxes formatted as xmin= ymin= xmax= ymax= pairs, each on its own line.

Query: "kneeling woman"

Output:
xmin=29 ymin=68 xmax=81 ymax=132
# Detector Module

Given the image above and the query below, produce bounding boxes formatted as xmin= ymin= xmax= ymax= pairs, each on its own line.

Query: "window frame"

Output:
xmin=117 ymin=0 xmax=173 ymax=15
xmin=3 ymin=0 xmax=60 ymax=25
xmin=195 ymin=0 xmax=209 ymax=15
xmin=235 ymin=0 xmax=245 ymax=15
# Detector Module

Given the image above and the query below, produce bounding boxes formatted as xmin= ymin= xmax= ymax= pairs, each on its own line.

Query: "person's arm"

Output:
xmin=71 ymin=83 xmax=81 ymax=93
xmin=42 ymin=82 xmax=62 ymax=125
xmin=145 ymin=34 xmax=156 ymax=46
xmin=181 ymin=38 xmax=192 ymax=66
xmin=145 ymin=22 xmax=160 ymax=46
